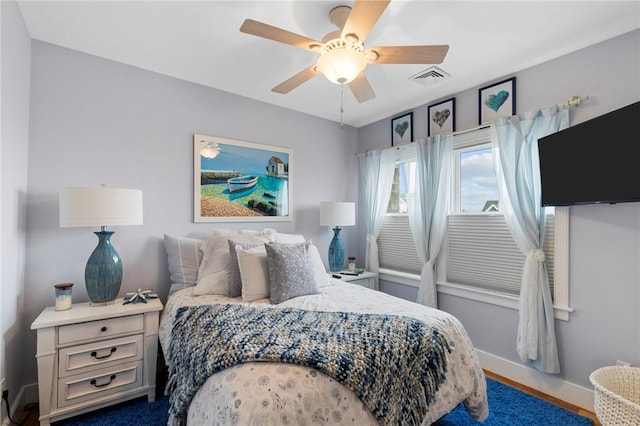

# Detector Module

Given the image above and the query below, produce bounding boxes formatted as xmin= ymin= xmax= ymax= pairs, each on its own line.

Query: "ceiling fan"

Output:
xmin=240 ymin=0 xmax=449 ymax=103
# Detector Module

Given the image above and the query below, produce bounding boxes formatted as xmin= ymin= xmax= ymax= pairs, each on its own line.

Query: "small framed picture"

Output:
xmin=427 ymin=97 xmax=456 ymax=137
xmin=391 ymin=112 xmax=413 ymax=146
xmin=478 ymin=77 xmax=516 ymax=125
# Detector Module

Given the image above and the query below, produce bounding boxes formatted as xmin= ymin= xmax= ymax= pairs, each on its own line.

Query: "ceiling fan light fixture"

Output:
xmin=316 ymin=45 xmax=367 ymax=85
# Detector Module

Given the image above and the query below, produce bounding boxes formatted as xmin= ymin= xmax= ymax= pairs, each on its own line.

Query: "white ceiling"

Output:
xmin=16 ymin=1 xmax=640 ymax=128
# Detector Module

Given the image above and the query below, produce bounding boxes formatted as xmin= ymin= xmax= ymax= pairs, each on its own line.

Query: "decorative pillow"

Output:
xmin=271 ymin=236 xmax=328 ymax=288
xmin=228 ymin=239 xmax=264 ymax=297
xmin=265 ymin=242 xmax=318 ymax=304
xmin=195 ymin=233 xmax=272 ymax=296
xmin=236 ymin=245 xmax=270 ymax=302
xmin=163 ymin=235 xmax=204 ymax=295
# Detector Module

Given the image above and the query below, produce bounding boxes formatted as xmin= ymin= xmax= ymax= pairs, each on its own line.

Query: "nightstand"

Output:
xmin=30 ymin=298 xmax=163 ymax=426
xmin=333 ymin=271 xmax=379 ymax=289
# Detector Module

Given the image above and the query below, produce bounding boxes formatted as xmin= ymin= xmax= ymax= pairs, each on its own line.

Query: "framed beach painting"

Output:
xmin=478 ymin=77 xmax=516 ymax=125
xmin=194 ymin=134 xmax=292 ymax=222
xmin=391 ymin=112 xmax=413 ymax=146
xmin=427 ymin=97 xmax=455 ymax=137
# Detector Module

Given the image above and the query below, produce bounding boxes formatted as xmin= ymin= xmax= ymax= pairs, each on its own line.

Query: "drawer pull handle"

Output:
xmin=91 ymin=347 xmax=117 ymax=360
xmin=100 ymin=326 xmax=108 ymax=332
xmin=90 ymin=374 xmax=116 ymax=388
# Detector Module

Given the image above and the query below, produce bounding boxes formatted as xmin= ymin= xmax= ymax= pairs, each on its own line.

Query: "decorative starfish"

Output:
xmin=123 ymin=288 xmax=158 ymax=304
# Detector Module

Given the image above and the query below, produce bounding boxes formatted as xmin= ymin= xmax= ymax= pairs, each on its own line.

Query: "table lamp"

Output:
xmin=319 ymin=201 xmax=355 ymax=272
xmin=59 ymin=187 xmax=143 ymax=305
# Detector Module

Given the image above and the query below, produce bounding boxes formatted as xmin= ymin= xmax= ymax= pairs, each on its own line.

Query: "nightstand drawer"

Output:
xmin=57 ymin=361 xmax=143 ymax=408
xmin=59 ymin=314 xmax=144 ymax=345
xmin=58 ymin=334 xmax=144 ymax=378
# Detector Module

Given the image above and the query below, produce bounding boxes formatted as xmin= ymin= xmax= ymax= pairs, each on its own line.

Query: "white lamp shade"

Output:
xmin=319 ymin=201 xmax=355 ymax=227
xmin=59 ymin=187 xmax=143 ymax=228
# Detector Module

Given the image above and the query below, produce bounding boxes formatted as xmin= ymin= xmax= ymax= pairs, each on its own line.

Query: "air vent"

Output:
xmin=410 ymin=66 xmax=450 ymax=86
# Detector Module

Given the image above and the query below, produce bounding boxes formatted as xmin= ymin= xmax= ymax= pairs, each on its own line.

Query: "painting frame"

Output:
xmin=194 ymin=134 xmax=293 ymax=223
xmin=478 ymin=76 xmax=516 ymax=125
xmin=427 ymin=97 xmax=456 ymax=137
xmin=391 ymin=112 xmax=413 ymax=146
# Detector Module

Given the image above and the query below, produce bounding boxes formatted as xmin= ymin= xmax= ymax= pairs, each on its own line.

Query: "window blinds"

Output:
xmin=447 ymin=212 xmax=555 ymax=296
xmin=377 ymin=215 xmax=422 ymax=274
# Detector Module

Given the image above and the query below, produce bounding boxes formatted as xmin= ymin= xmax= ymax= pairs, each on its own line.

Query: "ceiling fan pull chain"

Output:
xmin=340 ymin=84 xmax=344 ymax=129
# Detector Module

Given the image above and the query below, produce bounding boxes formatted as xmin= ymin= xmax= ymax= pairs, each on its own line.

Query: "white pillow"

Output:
xmin=309 ymin=244 xmax=330 ymax=288
xmin=273 ymin=233 xmax=306 ymax=244
xmin=210 ymin=228 xmax=276 ymax=237
xmin=195 ymin=233 xmax=272 ymax=296
xmin=210 ymin=228 xmax=240 ymax=237
xmin=236 ymin=245 xmax=270 ymax=302
xmin=163 ymin=234 xmax=204 ymax=295
xmin=228 ymin=239 xmax=264 ymax=297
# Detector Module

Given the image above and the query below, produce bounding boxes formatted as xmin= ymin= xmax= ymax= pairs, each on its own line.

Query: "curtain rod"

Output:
xmin=451 ymin=95 xmax=589 ymax=137
xmin=361 ymin=95 xmax=590 ymax=156
xmin=452 ymin=123 xmax=490 ymax=137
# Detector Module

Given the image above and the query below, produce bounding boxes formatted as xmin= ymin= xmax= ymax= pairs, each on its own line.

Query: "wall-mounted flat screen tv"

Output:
xmin=538 ymin=101 xmax=640 ymax=207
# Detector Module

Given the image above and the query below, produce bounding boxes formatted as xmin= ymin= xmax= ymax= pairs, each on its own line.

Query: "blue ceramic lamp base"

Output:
xmin=85 ymin=230 xmax=123 ymax=305
xmin=328 ymin=227 xmax=345 ymax=272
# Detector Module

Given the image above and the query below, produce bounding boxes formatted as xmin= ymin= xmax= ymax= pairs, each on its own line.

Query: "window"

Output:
xmin=377 ymin=129 xmax=570 ymax=319
xmin=445 ymin=129 xmax=555 ymax=297
xmin=378 ymin=160 xmax=422 ymax=274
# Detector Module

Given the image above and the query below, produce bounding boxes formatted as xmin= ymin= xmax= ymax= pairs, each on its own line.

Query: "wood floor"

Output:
xmin=13 ymin=370 xmax=600 ymax=425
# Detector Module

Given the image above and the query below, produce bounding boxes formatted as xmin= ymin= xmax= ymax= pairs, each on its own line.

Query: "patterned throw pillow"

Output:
xmin=265 ymin=242 xmax=318 ymax=304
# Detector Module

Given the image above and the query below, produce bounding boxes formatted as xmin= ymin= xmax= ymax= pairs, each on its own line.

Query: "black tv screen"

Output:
xmin=538 ymin=101 xmax=640 ymax=207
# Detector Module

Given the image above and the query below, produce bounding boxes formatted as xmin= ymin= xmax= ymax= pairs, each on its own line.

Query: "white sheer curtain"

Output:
xmin=357 ymin=150 xmax=395 ymax=287
xmin=407 ymin=135 xmax=453 ymax=308
xmin=491 ymin=105 xmax=569 ymax=374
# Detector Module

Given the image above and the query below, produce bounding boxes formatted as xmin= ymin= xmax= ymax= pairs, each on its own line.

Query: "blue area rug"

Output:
xmin=54 ymin=378 xmax=593 ymax=425
xmin=433 ymin=378 xmax=593 ymax=425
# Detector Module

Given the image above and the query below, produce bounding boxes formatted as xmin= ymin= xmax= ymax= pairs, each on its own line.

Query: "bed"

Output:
xmin=159 ymin=231 xmax=489 ymax=425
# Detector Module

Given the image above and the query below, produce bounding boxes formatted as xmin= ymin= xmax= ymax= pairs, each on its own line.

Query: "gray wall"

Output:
xmin=358 ymin=29 xmax=640 ymax=390
xmin=20 ymin=40 xmax=359 ymax=386
xmin=1 ymin=0 xmax=32 ymax=408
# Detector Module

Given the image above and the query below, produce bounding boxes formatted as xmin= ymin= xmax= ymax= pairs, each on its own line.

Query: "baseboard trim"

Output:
xmin=3 ymin=382 xmax=38 ymax=425
xmin=476 ymin=349 xmax=595 ymax=411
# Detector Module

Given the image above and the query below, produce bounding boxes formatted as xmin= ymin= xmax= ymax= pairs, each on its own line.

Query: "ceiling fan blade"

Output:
xmin=240 ymin=19 xmax=321 ymax=52
xmin=369 ymin=45 xmax=450 ymax=64
xmin=272 ymin=65 xmax=320 ymax=94
xmin=348 ymin=73 xmax=376 ymax=103
xmin=341 ymin=0 xmax=390 ymax=42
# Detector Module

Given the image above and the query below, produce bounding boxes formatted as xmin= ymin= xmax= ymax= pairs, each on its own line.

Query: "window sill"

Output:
xmin=379 ymin=269 xmax=573 ymax=321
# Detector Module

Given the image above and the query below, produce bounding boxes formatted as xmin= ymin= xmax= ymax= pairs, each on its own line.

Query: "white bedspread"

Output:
xmin=159 ymin=278 xmax=488 ymax=425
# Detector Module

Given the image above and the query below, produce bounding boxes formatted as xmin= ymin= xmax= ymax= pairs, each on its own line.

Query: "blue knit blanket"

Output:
xmin=166 ymin=304 xmax=451 ymax=426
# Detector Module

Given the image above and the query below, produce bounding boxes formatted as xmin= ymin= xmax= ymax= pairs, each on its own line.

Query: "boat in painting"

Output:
xmin=227 ymin=175 xmax=258 ymax=193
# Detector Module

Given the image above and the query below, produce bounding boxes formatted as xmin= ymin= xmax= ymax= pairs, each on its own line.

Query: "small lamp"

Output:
xmin=59 ymin=187 xmax=143 ymax=305
xmin=320 ymin=201 xmax=355 ymax=272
